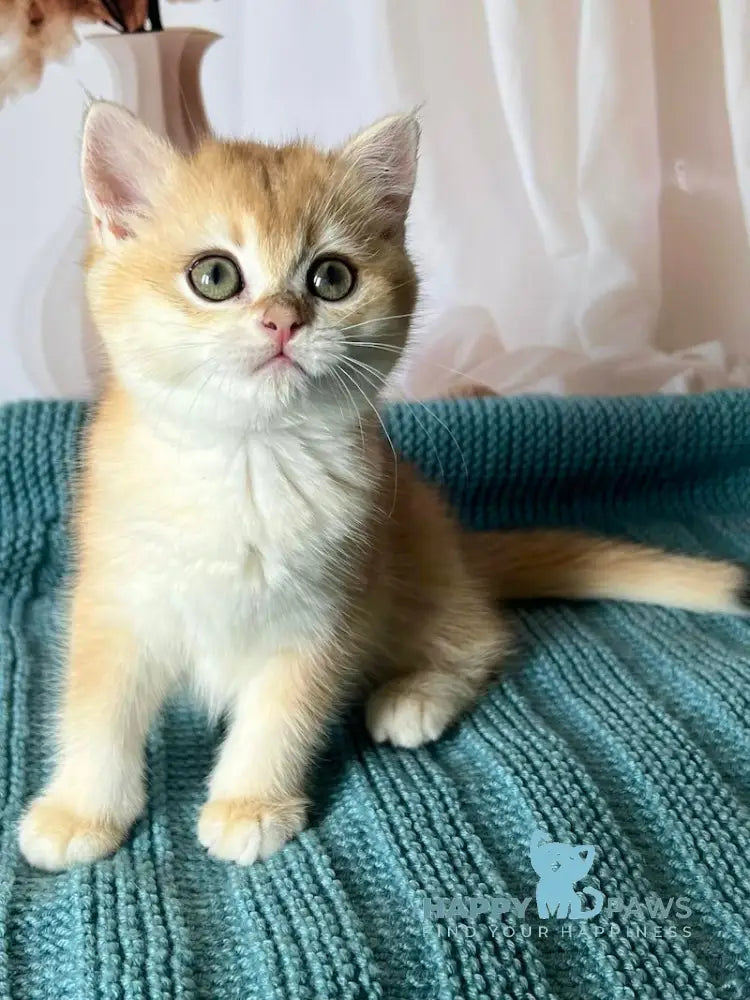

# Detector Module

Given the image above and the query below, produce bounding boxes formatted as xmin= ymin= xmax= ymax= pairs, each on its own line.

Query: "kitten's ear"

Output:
xmin=81 ymin=101 xmax=174 ymax=245
xmin=341 ymin=112 xmax=420 ymax=234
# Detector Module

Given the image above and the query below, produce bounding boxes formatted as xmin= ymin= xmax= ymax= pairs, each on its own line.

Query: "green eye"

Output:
xmin=188 ymin=254 xmax=243 ymax=302
xmin=307 ymin=257 xmax=356 ymax=301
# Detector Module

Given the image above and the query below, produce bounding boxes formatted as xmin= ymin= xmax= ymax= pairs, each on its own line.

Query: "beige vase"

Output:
xmin=89 ymin=28 xmax=218 ymax=153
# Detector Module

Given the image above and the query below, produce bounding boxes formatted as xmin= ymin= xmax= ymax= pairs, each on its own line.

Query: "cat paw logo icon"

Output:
xmin=530 ymin=830 xmax=605 ymax=920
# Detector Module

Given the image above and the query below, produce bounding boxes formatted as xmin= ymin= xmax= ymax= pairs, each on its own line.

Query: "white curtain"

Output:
xmin=368 ymin=0 xmax=750 ymax=396
xmin=2 ymin=0 xmax=750 ymax=402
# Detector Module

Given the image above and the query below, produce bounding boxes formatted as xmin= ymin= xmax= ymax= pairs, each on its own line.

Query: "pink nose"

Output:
xmin=261 ymin=303 xmax=303 ymax=347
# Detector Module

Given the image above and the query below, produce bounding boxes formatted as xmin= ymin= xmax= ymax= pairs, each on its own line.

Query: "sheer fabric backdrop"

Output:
xmin=1 ymin=0 xmax=748 ymax=402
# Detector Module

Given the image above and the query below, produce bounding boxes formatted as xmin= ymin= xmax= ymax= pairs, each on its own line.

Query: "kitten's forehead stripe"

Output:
xmin=256 ymin=158 xmax=272 ymax=197
xmin=194 ymin=141 xmax=354 ymax=248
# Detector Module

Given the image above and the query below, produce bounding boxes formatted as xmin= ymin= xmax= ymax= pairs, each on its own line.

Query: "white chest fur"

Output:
xmin=107 ymin=417 xmax=376 ymax=703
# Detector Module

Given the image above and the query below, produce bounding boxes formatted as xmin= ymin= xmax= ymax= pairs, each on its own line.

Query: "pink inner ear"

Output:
xmin=343 ymin=115 xmax=419 ymax=231
xmin=93 ymin=217 xmax=133 ymax=242
xmin=108 ymin=221 xmax=133 ymax=240
xmin=86 ymin=140 xmax=146 ymax=213
xmin=82 ymin=105 xmax=176 ymax=243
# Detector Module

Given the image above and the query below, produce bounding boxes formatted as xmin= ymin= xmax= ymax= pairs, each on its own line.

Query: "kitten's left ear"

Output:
xmin=341 ymin=112 xmax=420 ymax=235
xmin=81 ymin=101 xmax=175 ymax=246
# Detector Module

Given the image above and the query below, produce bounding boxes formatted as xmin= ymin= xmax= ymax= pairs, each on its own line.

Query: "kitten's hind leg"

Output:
xmin=366 ymin=601 xmax=510 ymax=748
xmin=366 ymin=671 xmax=476 ymax=748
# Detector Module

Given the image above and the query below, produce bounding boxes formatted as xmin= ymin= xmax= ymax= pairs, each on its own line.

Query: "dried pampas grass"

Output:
xmin=0 ymin=0 xmax=157 ymax=108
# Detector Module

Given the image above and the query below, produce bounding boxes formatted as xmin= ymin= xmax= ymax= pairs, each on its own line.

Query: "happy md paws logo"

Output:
xmin=529 ymin=829 xmax=604 ymax=920
xmin=421 ymin=828 xmax=692 ymax=941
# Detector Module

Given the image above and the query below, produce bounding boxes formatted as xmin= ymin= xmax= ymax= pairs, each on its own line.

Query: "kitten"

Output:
xmin=18 ymin=102 xmax=749 ymax=871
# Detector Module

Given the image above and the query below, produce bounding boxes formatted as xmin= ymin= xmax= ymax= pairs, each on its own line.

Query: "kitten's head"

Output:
xmin=529 ymin=831 xmax=596 ymax=882
xmin=82 ymin=102 xmax=419 ymax=431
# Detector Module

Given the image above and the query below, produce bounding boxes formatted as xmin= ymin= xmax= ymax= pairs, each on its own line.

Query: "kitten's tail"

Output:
xmin=463 ymin=529 xmax=749 ymax=615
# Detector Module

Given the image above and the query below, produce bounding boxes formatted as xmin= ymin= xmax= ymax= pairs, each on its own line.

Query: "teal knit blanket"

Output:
xmin=1 ymin=391 xmax=749 ymax=1000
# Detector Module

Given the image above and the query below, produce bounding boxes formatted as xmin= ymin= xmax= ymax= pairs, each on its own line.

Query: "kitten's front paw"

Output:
xmin=198 ymin=796 xmax=307 ymax=865
xmin=366 ymin=681 xmax=457 ymax=748
xmin=19 ymin=797 xmax=127 ymax=871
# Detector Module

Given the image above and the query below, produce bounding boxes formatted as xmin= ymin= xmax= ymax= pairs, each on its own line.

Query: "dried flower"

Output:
xmin=99 ymin=2 xmax=149 ymax=32
xmin=0 ymin=0 xmax=165 ymax=108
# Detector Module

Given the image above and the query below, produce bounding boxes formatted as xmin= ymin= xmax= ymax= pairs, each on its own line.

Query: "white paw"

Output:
xmin=366 ymin=684 xmax=456 ymax=748
xmin=198 ymin=797 xmax=307 ymax=865
xmin=19 ymin=797 xmax=127 ymax=871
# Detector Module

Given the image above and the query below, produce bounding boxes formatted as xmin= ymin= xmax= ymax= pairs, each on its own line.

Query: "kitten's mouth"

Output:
xmin=254 ymin=352 xmax=307 ymax=377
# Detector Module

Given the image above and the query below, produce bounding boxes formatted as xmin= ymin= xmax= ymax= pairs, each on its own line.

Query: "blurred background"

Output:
xmin=1 ymin=0 xmax=749 ymax=404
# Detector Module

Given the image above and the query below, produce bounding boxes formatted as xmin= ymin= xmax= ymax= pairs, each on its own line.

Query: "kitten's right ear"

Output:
xmin=81 ymin=101 xmax=174 ymax=246
xmin=341 ymin=112 xmax=420 ymax=236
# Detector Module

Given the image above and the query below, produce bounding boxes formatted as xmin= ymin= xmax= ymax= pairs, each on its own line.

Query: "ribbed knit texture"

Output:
xmin=0 ymin=391 xmax=749 ymax=1000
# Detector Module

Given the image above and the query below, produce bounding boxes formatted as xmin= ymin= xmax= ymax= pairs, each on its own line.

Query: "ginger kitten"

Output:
xmin=19 ymin=103 xmax=749 ymax=870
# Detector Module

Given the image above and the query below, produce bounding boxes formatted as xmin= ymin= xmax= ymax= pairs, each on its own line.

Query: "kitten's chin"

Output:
xmin=250 ymin=356 xmax=309 ymax=389
xmin=119 ymin=358 xmax=373 ymax=439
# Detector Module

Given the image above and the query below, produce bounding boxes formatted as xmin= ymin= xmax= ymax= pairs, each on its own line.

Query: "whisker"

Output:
xmin=338 ymin=356 xmax=389 ymax=388
xmin=337 ymin=312 xmax=427 ymax=334
xmin=122 ymin=343 xmax=214 ymax=363
xmin=340 ymin=357 xmax=447 ymax=483
xmin=346 ymin=342 xmax=402 ymax=352
xmin=148 ymin=356 xmax=220 ymax=438
xmin=336 ymin=365 xmax=399 ymax=518
xmin=328 ymin=368 xmax=366 ymax=455
xmin=185 ymin=361 xmax=221 ymax=423
xmin=345 ymin=342 xmax=498 ymax=394
xmin=410 ymin=398 xmax=470 ymax=480
xmin=342 ymin=354 xmax=469 ymax=481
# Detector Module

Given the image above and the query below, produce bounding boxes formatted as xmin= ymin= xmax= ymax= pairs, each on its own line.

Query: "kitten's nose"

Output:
xmin=261 ymin=303 xmax=303 ymax=348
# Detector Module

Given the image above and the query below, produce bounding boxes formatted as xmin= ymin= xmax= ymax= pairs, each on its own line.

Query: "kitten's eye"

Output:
xmin=188 ymin=254 xmax=243 ymax=302
xmin=307 ymin=257 xmax=356 ymax=301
